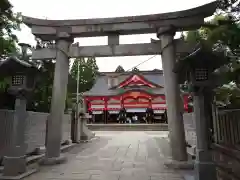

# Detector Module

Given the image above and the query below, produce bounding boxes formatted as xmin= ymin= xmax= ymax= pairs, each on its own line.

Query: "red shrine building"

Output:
xmin=83 ymin=70 xmax=189 ymax=123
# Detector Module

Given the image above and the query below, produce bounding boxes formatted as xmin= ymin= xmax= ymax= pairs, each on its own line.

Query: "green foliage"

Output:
xmin=183 ymin=0 xmax=240 ymax=107
xmin=0 ymin=0 xmax=21 ymax=58
xmin=217 ymin=0 xmax=240 ymax=16
xmin=0 ymin=77 xmax=10 ymax=92
xmin=215 ymin=83 xmax=240 ymax=107
xmin=0 ymin=0 xmax=21 ymax=98
xmin=26 ymin=39 xmax=55 ymax=112
xmin=70 ymin=57 xmax=99 ymax=93
xmin=27 ymin=59 xmax=55 ymax=112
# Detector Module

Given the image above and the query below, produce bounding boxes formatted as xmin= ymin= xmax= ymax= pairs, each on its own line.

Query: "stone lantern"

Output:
xmin=0 ymin=44 xmax=40 ymax=179
xmin=77 ymin=95 xmax=95 ymax=141
xmin=173 ymin=44 xmax=227 ymax=180
xmin=0 ymin=44 xmax=37 ymax=96
xmin=174 ymin=45 xmax=226 ymax=91
xmin=78 ymin=95 xmax=86 ymax=117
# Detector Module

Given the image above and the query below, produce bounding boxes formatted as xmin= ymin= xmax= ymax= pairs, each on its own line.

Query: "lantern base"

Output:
xmin=194 ymin=150 xmax=216 ymax=180
xmin=194 ymin=160 xmax=216 ymax=180
xmin=3 ymin=156 xmax=26 ymax=176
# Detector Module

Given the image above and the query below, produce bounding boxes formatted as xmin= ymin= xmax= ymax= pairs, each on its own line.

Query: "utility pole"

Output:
xmin=73 ymin=60 xmax=80 ymax=142
xmin=76 ymin=60 xmax=80 ymax=116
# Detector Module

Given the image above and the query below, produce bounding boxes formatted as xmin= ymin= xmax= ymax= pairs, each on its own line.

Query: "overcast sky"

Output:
xmin=10 ymin=0 xmax=213 ymax=72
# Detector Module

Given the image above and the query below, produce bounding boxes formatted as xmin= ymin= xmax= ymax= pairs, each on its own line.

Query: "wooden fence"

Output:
xmin=213 ymin=109 xmax=240 ymax=145
xmin=212 ymin=108 xmax=240 ymax=180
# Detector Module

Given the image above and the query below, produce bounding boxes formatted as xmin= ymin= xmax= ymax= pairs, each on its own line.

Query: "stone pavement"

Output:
xmin=25 ymin=131 xmax=192 ymax=180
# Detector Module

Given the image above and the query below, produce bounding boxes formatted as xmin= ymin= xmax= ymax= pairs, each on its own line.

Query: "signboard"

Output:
xmin=107 ymin=104 xmax=121 ymax=109
xmin=123 ymin=91 xmax=150 ymax=99
xmin=124 ymin=104 xmax=149 ymax=108
xmin=152 ymin=104 xmax=166 ymax=108
xmin=154 ymin=110 xmax=165 ymax=114
xmin=92 ymin=111 xmax=103 ymax=114
xmin=91 ymin=105 xmax=104 ymax=109
xmin=126 ymin=108 xmax=146 ymax=112
xmin=109 ymin=111 xmax=119 ymax=114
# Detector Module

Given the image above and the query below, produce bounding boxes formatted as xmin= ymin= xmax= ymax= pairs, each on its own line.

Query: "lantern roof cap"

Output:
xmin=0 ymin=56 xmax=40 ymax=76
xmin=18 ymin=43 xmax=32 ymax=48
xmin=0 ymin=56 xmax=33 ymax=67
xmin=173 ymin=42 xmax=227 ymax=73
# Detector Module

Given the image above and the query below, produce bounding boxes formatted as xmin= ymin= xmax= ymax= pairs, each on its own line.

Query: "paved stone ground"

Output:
xmin=25 ymin=131 xmax=192 ymax=180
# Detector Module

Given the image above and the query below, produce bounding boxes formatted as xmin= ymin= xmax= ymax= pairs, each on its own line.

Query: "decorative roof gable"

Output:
xmin=83 ymin=71 xmax=166 ymax=97
xmin=115 ymin=74 xmax=161 ymax=89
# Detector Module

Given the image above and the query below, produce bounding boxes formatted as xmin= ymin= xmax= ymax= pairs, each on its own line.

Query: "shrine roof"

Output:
xmin=83 ymin=71 xmax=166 ymax=97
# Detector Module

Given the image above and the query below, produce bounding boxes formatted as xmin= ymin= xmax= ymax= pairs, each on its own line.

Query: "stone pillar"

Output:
xmin=193 ymin=92 xmax=216 ymax=180
xmin=79 ymin=97 xmax=84 ymax=140
xmin=71 ymin=108 xmax=79 ymax=143
xmin=44 ymin=35 xmax=73 ymax=164
xmin=157 ymin=27 xmax=188 ymax=162
xmin=3 ymin=96 xmax=37 ymax=177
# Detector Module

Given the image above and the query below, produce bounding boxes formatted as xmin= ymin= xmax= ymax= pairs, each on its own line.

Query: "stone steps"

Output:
xmin=87 ymin=123 xmax=168 ymax=131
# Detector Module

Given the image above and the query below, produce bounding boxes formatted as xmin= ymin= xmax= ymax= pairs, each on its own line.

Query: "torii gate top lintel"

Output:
xmin=22 ymin=1 xmax=216 ymax=39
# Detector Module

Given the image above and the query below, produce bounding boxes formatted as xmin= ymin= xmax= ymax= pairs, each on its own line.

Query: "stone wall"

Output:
xmin=0 ymin=109 xmax=71 ymax=157
xmin=212 ymin=109 xmax=240 ymax=180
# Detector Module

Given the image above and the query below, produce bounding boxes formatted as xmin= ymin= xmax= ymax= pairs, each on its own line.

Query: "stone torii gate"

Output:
xmin=22 ymin=1 xmax=216 ymax=164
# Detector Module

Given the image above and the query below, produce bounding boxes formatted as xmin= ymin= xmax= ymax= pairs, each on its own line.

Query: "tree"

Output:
xmin=86 ymin=57 xmax=99 ymax=79
xmin=26 ymin=39 xmax=56 ymax=112
xmin=217 ymin=0 xmax=240 ymax=17
xmin=0 ymin=0 xmax=21 ymax=58
xmin=29 ymin=61 xmax=55 ymax=112
xmin=115 ymin=65 xmax=125 ymax=73
xmin=0 ymin=0 xmax=21 ymax=95
xmin=132 ymin=67 xmax=140 ymax=72
xmin=182 ymin=0 xmax=240 ymax=107
xmin=70 ymin=57 xmax=99 ymax=93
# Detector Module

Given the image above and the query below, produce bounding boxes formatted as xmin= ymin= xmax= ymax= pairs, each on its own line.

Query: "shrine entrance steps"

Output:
xmin=87 ymin=123 xmax=168 ymax=131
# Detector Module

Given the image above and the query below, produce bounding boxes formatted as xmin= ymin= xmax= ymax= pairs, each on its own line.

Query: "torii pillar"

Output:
xmin=157 ymin=27 xmax=188 ymax=163
xmin=43 ymin=32 xmax=73 ymax=165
